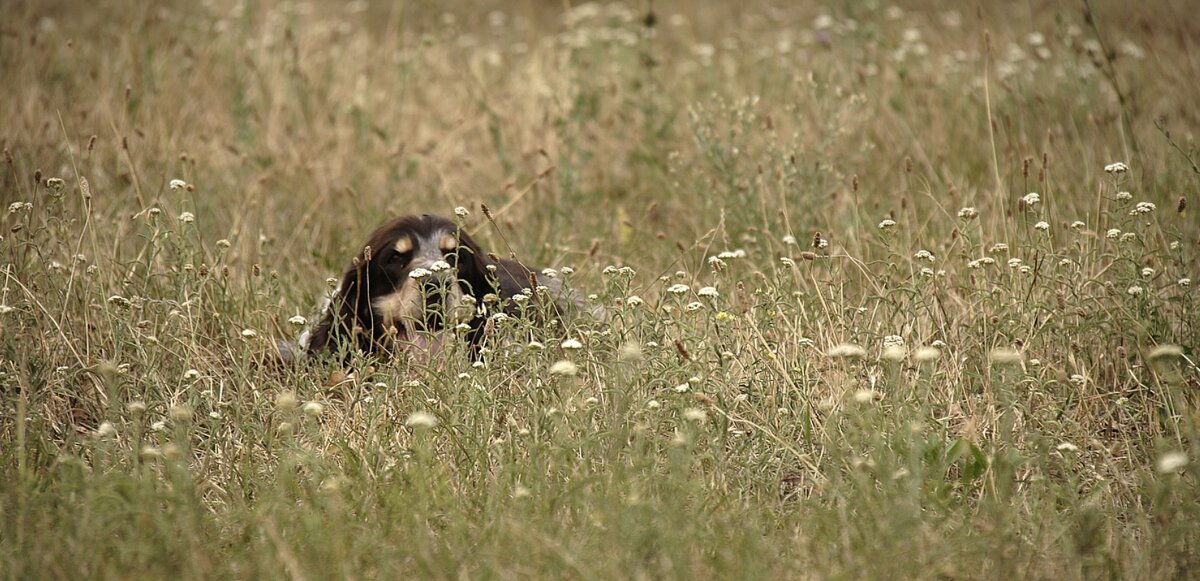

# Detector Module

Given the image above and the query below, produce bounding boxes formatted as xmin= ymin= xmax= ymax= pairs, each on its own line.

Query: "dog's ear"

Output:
xmin=453 ymin=229 xmax=496 ymax=299
xmin=306 ymin=260 xmax=374 ymax=357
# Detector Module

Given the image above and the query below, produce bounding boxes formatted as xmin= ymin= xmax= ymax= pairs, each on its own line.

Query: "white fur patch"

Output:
xmin=370 ymin=278 xmax=469 ymax=335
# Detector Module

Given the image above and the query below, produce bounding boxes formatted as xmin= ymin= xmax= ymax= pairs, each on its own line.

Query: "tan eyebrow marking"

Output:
xmin=394 ymin=236 xmax=413 ymax=254
xmin=439 ymin=233 xmax=457 ymax=251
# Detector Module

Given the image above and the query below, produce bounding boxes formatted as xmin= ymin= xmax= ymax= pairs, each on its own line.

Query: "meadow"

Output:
xmin=2 ymin=0 xmax=1198 ymax=578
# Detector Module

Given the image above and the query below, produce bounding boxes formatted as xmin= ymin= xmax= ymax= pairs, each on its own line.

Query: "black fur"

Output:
xmin=305 ymin=214 xmax=538 ymax=359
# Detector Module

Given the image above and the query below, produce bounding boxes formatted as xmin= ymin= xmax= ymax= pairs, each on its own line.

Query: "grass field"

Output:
xmin=2 ymin=0 xmax=1198 ymax=578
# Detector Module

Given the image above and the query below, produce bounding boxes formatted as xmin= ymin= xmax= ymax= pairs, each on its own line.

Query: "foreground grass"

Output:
xmin=2 ymin=0 xmax=1198 ymax=578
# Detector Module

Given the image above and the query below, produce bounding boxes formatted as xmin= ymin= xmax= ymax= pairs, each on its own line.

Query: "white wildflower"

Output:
xmin=988 ymin=347 xmax=1023 ymax=365
xmin=548 ymin=360 xmax=579 ymax=376
xmin=1034 ymin=221 xmax=1050 ymax=231
xmin=1104 ymin=162 xmax=1129 ymax=174
xmin=8 ymin=201 xmax=30 ymax=214
xmin=682 ymin=408 xmax=708 ymax=423
xmin=178 ymin=212 xmax=195 ymax=224
xmin=169 ymin=179 xmax=188 ymax=190
xmin=429 ymin=260 xmax=451 ymax=272
xmin=666 ymin=283 xmax=689 ymax=294
xmin=95 ymin=422 xmax=117 ymax=438
xmin=1021 ymin=192 xmax=1041 ymax=206
xmin=405 ymin=411 xmax=438 ymax=429
xmin=1127 ymin=285 xmax=1144 ymax=296
xmin=1130 ymin=202 xmax=1156 ymax=215
xmin=288 ymin=315 xmax=307 ymax=326
xmin=454 ymin=206 xmax=469 ymax=218
xmin=827 ymin=343 xmax=867 ymax=359
xmin=1156 ymin=451 xmax=1188 ymax=474
xmin=169 ymin=405 xmax=193 ymax=422
xmin=241 ymin=328 xmax=258 ymax=338
xmin=1147 ymin=345 xmax=1184 ymax=362
xmin=560 ymin=338 xmax=583 ymax=350
xmin=697 ymin=286 xmax=719 ymax=298
xmin=958 ymin=207 xmax=979 ymax=220
xmin=408 ymin=268 xmax=432 ymax=279
xmin=1106 ymin=228 xmax=1121 ymax=239
xmin=878 ymin=218 xmax=897 ymax=230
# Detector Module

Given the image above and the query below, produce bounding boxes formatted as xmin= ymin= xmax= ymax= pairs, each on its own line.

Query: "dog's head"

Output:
xmin=304 ymin=214 xmax=494 ymax=358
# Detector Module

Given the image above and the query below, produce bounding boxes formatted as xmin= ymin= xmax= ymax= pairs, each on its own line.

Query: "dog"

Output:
xmin=292 ymin=213 xmax=587 ymax=361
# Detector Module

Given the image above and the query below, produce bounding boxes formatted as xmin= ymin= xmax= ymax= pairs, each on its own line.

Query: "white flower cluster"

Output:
xmin=1130 ymin=202 xmax=1156 ymax=215
xmin=602 ymin=265 xmax=637 ymax=277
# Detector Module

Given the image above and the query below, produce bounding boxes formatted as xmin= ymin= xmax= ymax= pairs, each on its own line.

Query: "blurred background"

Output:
xmin=5 ymin=1 xmax=1195 ymax=296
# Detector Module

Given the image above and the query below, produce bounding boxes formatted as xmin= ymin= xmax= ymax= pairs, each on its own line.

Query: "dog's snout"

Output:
xmin=421 ymin=271 xmax=453 ymax=294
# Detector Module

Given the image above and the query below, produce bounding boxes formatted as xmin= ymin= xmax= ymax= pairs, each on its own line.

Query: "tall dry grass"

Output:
xmin=2 ymin=0 xmax=1198 ymax=578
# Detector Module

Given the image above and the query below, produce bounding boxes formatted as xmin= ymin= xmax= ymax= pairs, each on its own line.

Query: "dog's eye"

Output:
xmin=389 ymin=250 xmax=411 ymax=265
xmin=444 ymin=249 xmax=459 ymax=266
